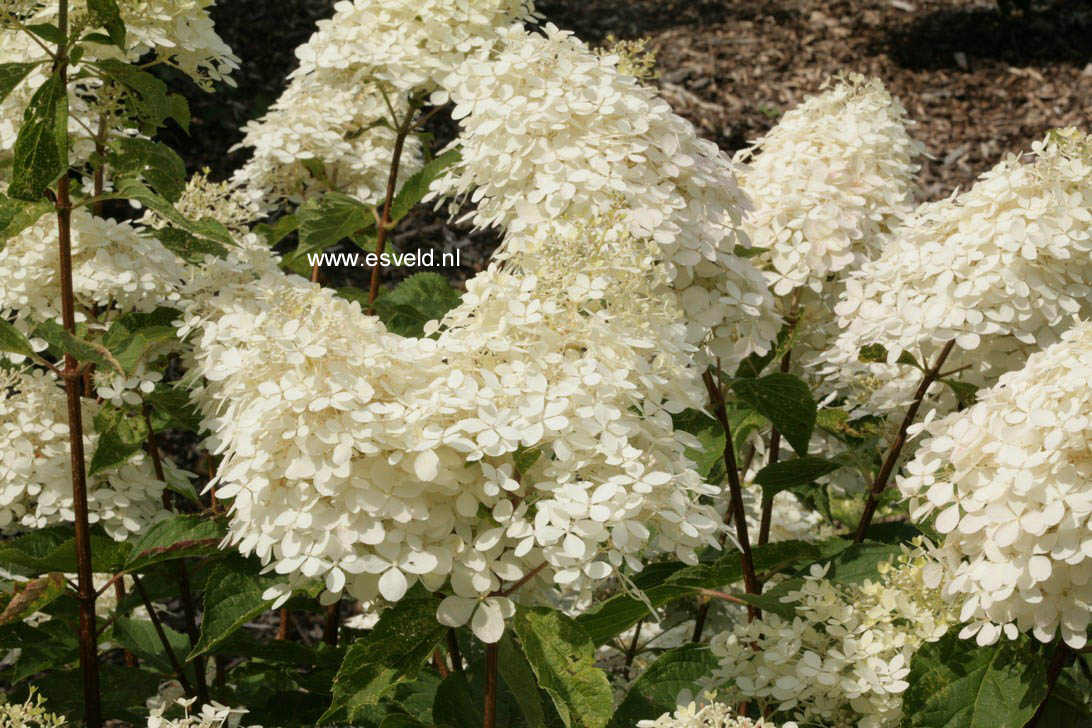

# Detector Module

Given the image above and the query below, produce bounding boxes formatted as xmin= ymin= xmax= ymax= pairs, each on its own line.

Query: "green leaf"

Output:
xmin=607 ymin=644 xmax=719 ymax=727
xmin=145 ymin=385 xmax=201 ymax=434
xmin=511 ymin=606 xmax=613 ymax=728
xmin=671 ymin=409 xmax=725 ymax=481
xmin=374 ymin=272 xmax=461 ymax=338
xmin=499 ymin=633 xmax=549 ymax=728
xmin=322 ymin=598 xmax=448 ymax=722
xmin=0 ymin=63 xmax=37 ymax=105
xmin=7 ymin=72 xmax=68 ymax=201
xmin=107 ymin=137 xmax=186 ymax=202
xmin=859 ymin=342 xmax=920 ymax=368
xmin=32 ymin=318 xmax=124 ymax=373
xmin=389 ymin=149 xmax=460 ymax=224
xmin=291 ymin=192 xmax=373 ymax=267
xmin=113 ymin=178 xmax=234 ymax=247
xmin=124 ymin=515 xmax=227 ymax=571
xmin=88 ymin=402 xmax=149 ymax=476
xmin=255 ymin=213 xmax=299 ymax=246
xmin=92 ymin=59 xmax=170 ymax=135
xmin=795 ymin=538 xmax=902 ymax=585
xmin=753 ymin=456 xmax=841 ymax=497
xmin=0 ymin=317 xmax=35 ymax=358
xmin=189 ymin=556 xmax=280 ymax=659
xmin=732 ymin=578 xmax=800 ymax=619
xmin=149 ymin=227 xmax=229 ymax=263
xmin=731 ymin=373 xmax=816 ymax=456
xmin=33 ymin=664 xmax=162 ymax=723
xmin=577 ymin=540 xmax=819 ymax=645
xmin=87 ymin=0 xmax=126 ymax=47
xmin=900 ymin=632 xmax=1048 ymax=728
xmin=0 ymin=573 xmax=66 ymax=626
xmin=6 ymin=619 xmax=80 ymax=683
xmin=167 ymin=93 xmax=190 ymax=133
xmin=101 ymin=307 xmax=179 ymax=373
xmin=0 ymin=526 xmax=130 ymax=575
xmin=0 ymin=194 xmax=52 ymax=248
xmin=111 ymin=617 xmax=193 ymax=679
xmin=26 ymin=23 xmax=64 ymax=45
xmin=514 ymin=446 xmax=542 ymax=476
xmin=944 ymin=379 xmax=980 ymax=408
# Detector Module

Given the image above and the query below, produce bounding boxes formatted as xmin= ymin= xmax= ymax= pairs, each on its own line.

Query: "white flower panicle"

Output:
xmin=430 ymin=23 xmax=779 ymax=366
xmin=710 ymin=544 xmax=955 ymax=728
xmin=293 ymin=0 xmax=538 ymax=96
xmin=638 ymin=693 xmax=793 ymax=728
xmin=187 ymin=214 xmax=726 ymax=643
xmin=143 ymin=170 xmax=264 ymax=234
xmin=820 ymin=128 xmax=1092 ymax=414
xmin=738 ymin=73 xmax=923 ymax=298
xmin=0 ymin=209 xmax=185 ymax=325
xmin=231 ymin=73 xmax=422 ymax=209
xmin=1 ymin=1 xmax=236 ymax=161
xmin=147 ymin=697 xmax=253 ymax=728
xmin=0 ymin=368 xmax=173 ymax=540
xmin=898 ymin=320 xmax=1092 ymax=649
xmin=0 ymin=687 xmax=66 ymax=728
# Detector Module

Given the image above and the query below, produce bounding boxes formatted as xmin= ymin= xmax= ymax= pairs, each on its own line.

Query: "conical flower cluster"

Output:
xmin=899 ymin=320 xmax=1092 ymax=649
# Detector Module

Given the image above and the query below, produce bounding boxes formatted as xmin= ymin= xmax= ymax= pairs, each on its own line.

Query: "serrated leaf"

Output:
xmin=89 ymin=402 xmax=149 ymax=476
xmin=111 ymin=616 xmax=193 ymax=679
xmin=107 ymin=137 xmax=186 ymax=202
xmin=32 ymin=318 xmax=124 ymax=373
xmin=145 ymin=385 xmax=201 ymax=434
xmin=731 ymin=373 xmax=816 ymax=456
xmin=0 ymin=193 xmax=52 ymax=247
xmin=499 ymin=632 xmax=549 ymax=728
xmin=0 ymin=317 xmax=35 ymax=358
xmin=511 ymin=607 xmax=612 ymax=728
xmin=671 ymin=409 xmax=725 ymax=481
xmin=0 ymin=526 xmax=130 ymax=575
xmin=389 ymin=149 xmax=460 ymax=224
xmin=112 ymin=178 xmax=233 ymax=246
xmin=322 ymin=598 xmax=448 ymax=722
xmin=576 ymin=540 xmax=818 ymax=645
xmin=0 ymin=573 xmax=66 ymax=626
xmin=374 ymin=272 xmax=461 ymax=338
xmin=87 ymin=0 xmax=126 ymax=47
xmin=101 ymin=307 xmax=179 ymax=373
xmin=795 ymin=538 xmax=902 ymax=585
xmin=166 ymin=93 xmax=190 ymax=133
xmin=124 ymin=515 xmax=227 ymax=571
xmin=0 ymin=62 xmax=37 ymax=105
xmin=900 ymin=632 xmax=1048 ymax=728
xmin=189 ymin=556 xmax=280 ymax=659
xmin=255 ymin=213 xmax=299 ymax=246
xmin=26 ymin=23 xmax=64 ymax=45
xmin=7 ymin=72 xmax=67 ymax=201
xmin=754 ymin=456 xmax=841 ymax=497
xmin=291 ymin=192 xmax=373 ymax=267
xmin=607 ymin=644 xmax=719 ymax=727
xmin=92 ymin=59 xmax=171 ymax=135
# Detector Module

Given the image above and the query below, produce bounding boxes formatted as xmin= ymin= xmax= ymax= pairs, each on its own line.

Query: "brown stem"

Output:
xmin=483 ymin=641 xmax=498 ymax=728
xmin=447 ymin=628 xmax=464 ymax=673
xmin=432 ymin=649 xmax=450 ymax=679
xmin=310 ymin=261 xmax=320 ymax=284
xmin=52 ymin=3 xmax=101 ymax=721
xmin=367 ymin=105 xmax=418 ymax=313
xmin=143 ymin=405 xmax=209 ymax=705
xmin=276 ymin=608 xmax=290 ymax=641
xmin=132 ymin=573 xmax=195 ymax=699
xmin=498 ymin=562 xmax=548 ymax=597
xmin=703 ymin=371 xmax=760 ymax=600
xmin=853 ymin=340 xmax=956 ymax=543
xmin=624 ymin=618 xmax=643 ymax=675
xmin=322 ymin=600 xmax=341 ymax=647
xmin=1027 ymin=643 xmax=1071 ymax=728
xmin=115 ymin=580 xmax=138 ymax=667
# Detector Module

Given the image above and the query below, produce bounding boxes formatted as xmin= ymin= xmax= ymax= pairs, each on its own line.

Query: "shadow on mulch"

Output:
xmin=534 ymin=0 xmax=796 ymax=42
xmin=883 ymin=0 xmax=1092 ymax=71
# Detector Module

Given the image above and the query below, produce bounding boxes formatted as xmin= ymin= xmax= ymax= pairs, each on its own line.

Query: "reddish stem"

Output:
xmin=367 ymin=105 xmax=418 ymax=313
